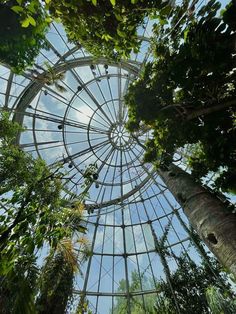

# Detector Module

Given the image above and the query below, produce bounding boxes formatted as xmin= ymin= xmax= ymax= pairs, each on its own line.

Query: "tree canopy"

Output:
xmin=0 ymin=0 xmax=172 ymax=70
xmin=48 ymin=0 xmax=171 ymax=59
xmin=112 ymin=254 xmax=236 ymax=314
xmin=125 ymin=0 xmax=236 ymax=194
xmin=0 ymin=0 xmax=49 ymax=73
xmin=155 ymin=254 xmax=235 ymax=314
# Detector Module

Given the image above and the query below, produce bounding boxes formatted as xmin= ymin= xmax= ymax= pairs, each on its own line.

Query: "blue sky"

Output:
xmin=0 ymin=1 xmax=235 ymax=312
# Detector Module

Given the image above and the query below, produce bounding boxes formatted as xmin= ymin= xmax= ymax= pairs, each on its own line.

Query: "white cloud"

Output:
xmin=75 ymin=105 xmax=94 ymax=124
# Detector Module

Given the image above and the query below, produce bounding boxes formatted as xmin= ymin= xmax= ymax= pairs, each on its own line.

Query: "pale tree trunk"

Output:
xmin=158 ymin=164 xmax=236 ymax=279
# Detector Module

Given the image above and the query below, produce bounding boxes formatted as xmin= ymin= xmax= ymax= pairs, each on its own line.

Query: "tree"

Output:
xmin=125 ymin=0 xmax=236 ymax=194
xmin=0 ymin=111 xmax=88 ymax=313
xmin=112 ymin=254 xmax=235 ymax=314
xmin=0 ymin=0 xmax=49 ymax=73
xmin=0 ymin=253 xmax=38 ymax=314
xmin=155 ymin=254 xmax=235 ymax=314
xmin=112 ymin=270 xmax=156 ymax=314
xmin=0 ymin=112 xmax=66 ymax=254
xmin=124 ymin=0 xmax=236 ymax=276
xmin=48 ymin=0 xmax=171 ymax=59
xmin=36 ymin=236 xmax=90 ymax=314
xmin=158 ymin=163 xmax=236 ymax=279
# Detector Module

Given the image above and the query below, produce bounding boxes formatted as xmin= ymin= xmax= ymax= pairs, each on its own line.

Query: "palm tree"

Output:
xmin=36 ymin=202 xmax=90 ymax=314
xmin=36 ymin=237 xmax=89 ymax=314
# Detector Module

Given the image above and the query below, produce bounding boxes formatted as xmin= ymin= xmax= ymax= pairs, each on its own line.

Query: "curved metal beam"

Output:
xmin=12 ymin=57 xmax=140 ymax=143
xmin=85 ymin=170 xmax=154 ymax=211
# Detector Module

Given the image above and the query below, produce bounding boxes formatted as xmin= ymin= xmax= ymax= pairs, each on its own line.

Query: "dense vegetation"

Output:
xmin=0 ymin=0 xmax=173 ymax=71
xmin=112 ymin=253 xmax=236 ymax=313
xmin=125 ymin=0 xmax=236 ymax=194
xmin=0 ymin=112 xmax=89 ymax=313
xmin=1 ymin=0 xmax=236 ymax=312
xmin=48 ymin=0 xmax=170 ymax=59
xmin=0 ymin=0 xmax=49 ymax=73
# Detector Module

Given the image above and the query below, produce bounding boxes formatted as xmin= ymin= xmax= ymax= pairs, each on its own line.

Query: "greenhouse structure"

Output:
xmin=0 ymin=0 xmax=236 ymax=313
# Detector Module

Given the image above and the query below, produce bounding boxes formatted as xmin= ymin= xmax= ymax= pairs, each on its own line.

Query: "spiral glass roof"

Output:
xmin=0 ymin=18 xmax=226 ymax=313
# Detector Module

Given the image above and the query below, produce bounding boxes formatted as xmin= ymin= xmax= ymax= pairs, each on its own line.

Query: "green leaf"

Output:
xmin=184 ymin=29 xmax=189 ymax=42
xmin=160 ymin=5 xmax=172 ymax=17
xmin=159 ymin=18 xmax=168 ymax=26
xmin=91 ymin=0 xmax=97 ymax=6
xmin=28 ymin=16 xmax=36 ymax=27
xmin=27 ymin=2 xmax=36 ymax=14
xmin=11 ymin=5 xmax=24 ymax=14
xmin=77 ymin=226 xmax=87 ymax=233
xmin=110 ymin=0 xmax=116 ymax=6
xmin=45 ymin=17 xmax=52 ymax=24
xmin=114 ymin=13 xmax=123 ymax=22
xmin=102 ymin=34 xmax=113 ymax=41
xmin=95 ymin=31 xmax=102 ymax=38
xmin=117 ymin=29 xmax=126 ymax=38
xmin=131 ymin=0 xmax=138 ymax=4
xmin=21 ymin=18 xmax=30 ymax=28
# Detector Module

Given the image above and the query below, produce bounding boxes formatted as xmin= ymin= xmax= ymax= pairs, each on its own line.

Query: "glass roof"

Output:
xmin=0 ymin=17 xmax=228 ymax=313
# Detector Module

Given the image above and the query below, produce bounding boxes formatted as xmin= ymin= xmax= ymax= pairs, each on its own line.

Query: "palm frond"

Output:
xmin=57 ymin=238 xmax=78 ymax=272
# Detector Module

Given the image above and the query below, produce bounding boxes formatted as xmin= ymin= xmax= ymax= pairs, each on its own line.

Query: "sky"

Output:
xmin=0 ymin=1 xmax=235 ymax=312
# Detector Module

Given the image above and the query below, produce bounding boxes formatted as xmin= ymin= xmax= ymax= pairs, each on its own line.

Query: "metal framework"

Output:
xmin=0 ymin=20 xmax=227 ymax=314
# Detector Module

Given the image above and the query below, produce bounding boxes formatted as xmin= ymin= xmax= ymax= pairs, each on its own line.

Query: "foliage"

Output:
xmin=1 ymin=0 xmax=175 ymax=63
xmin=36 ymin=237 xmax=90 ymax=314
xmin=76 ymin=296 xmax=93 ymax=314
xmin=0 ymin=254 xmax=38 ymax=314
xmin=0 ymin=0 xmax=49 ymax=73
xmin=29 ymin=62 xmax=67 ymax=92
xmin=125 ymin=0 xmax=236 ymax=193
xmin=155 ymin=254 xmax=235 ymax=314
xmin=0 ymin=111 xmax=65 ymax=257
xmin=112 ymin=253 xmax=235 ymax=314
xmin=48 ymin=0 xmax=171 ymax=59
xmin=0 ymin=111 xmax=88 ymax=313
xmin=112 ymin=270 xmax=156 ymax=314
xmin=154 ymin=295 xmax=174 ymax=314
xmin=206 ymin=285 xmax=236 ymax=314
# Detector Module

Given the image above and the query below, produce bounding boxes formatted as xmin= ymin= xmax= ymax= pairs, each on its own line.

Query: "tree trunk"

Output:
xmin=158 ymin=164 xmax=236 ymax=279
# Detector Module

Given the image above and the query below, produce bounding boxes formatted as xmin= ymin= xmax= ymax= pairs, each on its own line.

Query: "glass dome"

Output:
xmin=0 ymin=19 xmax=230 ymax=314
